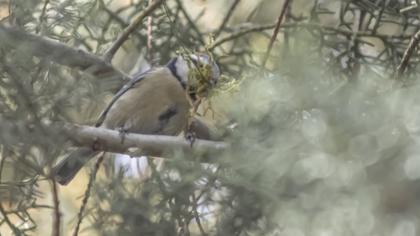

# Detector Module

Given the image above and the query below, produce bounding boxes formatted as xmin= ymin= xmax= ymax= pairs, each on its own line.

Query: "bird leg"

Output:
xmin=184 ymin=128 xmax=197 ymax=147
xmin=117 ymin=126 xmax=128 ymax=144
xmin=184 ymin=114 xmax=198 ymax=147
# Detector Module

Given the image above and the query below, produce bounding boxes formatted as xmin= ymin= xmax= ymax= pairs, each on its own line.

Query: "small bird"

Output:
xmin=53 ymin=54 xmax=220 ymax=185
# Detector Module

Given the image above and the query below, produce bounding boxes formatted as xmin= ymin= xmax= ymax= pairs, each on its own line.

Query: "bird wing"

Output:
xmin=95 ymin=69 xmax=152 ymax=127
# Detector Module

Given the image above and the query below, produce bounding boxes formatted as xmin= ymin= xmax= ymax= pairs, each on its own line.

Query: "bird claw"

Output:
xmin=185 ymin=131 xmax=197 ymax=147
xmin=118 ymin=127 xmax=128 ymax=144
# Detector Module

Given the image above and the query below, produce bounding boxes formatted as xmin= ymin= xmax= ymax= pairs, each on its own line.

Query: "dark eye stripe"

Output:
xmin=190 ymin=57 xmax=199 ymax=66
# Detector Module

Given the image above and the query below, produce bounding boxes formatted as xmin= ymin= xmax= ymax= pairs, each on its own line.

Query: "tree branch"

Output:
xmin=0 ymin=203 xmax=21 ymax=235
xmin=147 ymin=0 xmax=155 ymax=62
xmin=51 ymin=180 xmax=61 ymax=236
xmin=0 ymin=115 xmax=226 ymax=161
xmin=72 ymin=153 xmax=104 ymax=236
xmin=209 ymin=23 xmax=276 ymax=50
xmin=63 ymin=124 xmax=228 ymax=161
xmin=214 ymin=0 xmax=241 ymax=39
xmin=209 ymin=22 xmax=414 ymax=51
xmin=394 ymin=29 xmax=420 ymax=79
xmin=261 ymin=0 xmax=292 ymax=67
xmin=173 ymin=0 xmax=206 ymax=46
xmin=0 ymin=25 xmax=130 ymax=80
xmin=103 ymin=0 xmax=165 ymax=63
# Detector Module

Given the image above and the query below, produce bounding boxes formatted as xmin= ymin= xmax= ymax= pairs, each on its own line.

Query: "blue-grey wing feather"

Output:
xmin=95 ymin=69 xmax=151 ymax=127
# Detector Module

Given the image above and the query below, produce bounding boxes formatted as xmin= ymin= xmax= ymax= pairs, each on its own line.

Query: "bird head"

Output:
xmin=167 ymin=53 xmax=220 ymax=96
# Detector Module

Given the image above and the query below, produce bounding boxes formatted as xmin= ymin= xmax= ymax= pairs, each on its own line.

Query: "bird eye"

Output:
xmin=190 ymin=55 xmax=209 ymax=68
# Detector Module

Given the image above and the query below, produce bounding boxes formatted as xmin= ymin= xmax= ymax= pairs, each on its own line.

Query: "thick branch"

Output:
xmin=103 ymin=0 xmax=165 ymax=63
xmin=63 ymin=124 xmax=228 ymax=161
xmin=0 ymin=25 xmax=130 ymax=80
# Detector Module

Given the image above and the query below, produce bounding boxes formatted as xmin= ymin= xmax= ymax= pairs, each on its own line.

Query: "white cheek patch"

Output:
xmin=211 ymin=63 xmax=221 ymax=81
xmin=197 ymin=56 xmax=209 ymax=64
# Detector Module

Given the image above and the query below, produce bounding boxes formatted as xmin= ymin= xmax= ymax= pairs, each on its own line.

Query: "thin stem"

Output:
xmin=147 ymin=0 xmax=154 ymax=62
xmin=72 ymin=153 xmax=105 ymax=236
xmin=36 ymin=0 xmax=50 ymax=33
xmin=261 ymin=0 xmax=292 ymax=68
xmin=51 ymin=180 xmax=61 ymax=236
xmin=214 ymin=0 xmax=241 ymax=39
xmin=192 ymin=193 xmax=207 ymax=236
xmin=209 ymin=24 xmax=276 ymax=50
xmin=0 ymin=203 xmax=21 ymax=235
xmin=394 ymin=29 xmax=420 ymax=79
xmin=174 ymin=0 xmax=206 ymax=46
xmin=103 ymin=0 xmax=165 ymax=63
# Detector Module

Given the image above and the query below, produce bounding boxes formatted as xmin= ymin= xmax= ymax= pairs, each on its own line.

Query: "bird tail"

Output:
xmin=52 ymin=147 xmax=98 ymax=185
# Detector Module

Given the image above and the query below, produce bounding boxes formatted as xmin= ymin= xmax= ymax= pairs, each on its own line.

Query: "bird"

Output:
xmin=53 ymin=54 xmax=220 ymax=185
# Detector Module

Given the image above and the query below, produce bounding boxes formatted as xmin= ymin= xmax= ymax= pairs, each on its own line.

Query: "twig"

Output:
xmin=103 ymin=0 xmax=164 ymax=63
xmin=51 ymin=180 xmax=61 ymax=236
xmin=0 ymin=25 xmax=130 ymax=80
xmin=173 ymin=0 xmax=206 ymax=46
xmin=394 ymin=29 xmax=420 ymax=79
xmin=261 ymin=0 xmax=292 ymax=68
xmin=192 ymin=193 xmax=207 ymax=236
xmin=347 ymin=9 xmax=365 ymax=80
xmin=147 ymin=0 xmax=154 ymax=62
xmin=214 ymin=0 xmax=241 ymax=39
xmin=209 ymin=24 xmax=276 ymax=50
xmin=0 ymin=149 xmax=7 ymax=183
xmin=0 ymin=203 xmax=21 ymax=235
xmin=72 ymin=153 xmax=105 ymax=236
xmin=210 ymin=21 xmax=413 ymax=51
xmin=99 ymin=0 xmax=146 ymax=43
xmin=372 ymin=1 xmax=386 ymax=34
xmin=36 ymin=0 xmax=50 ymax=33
